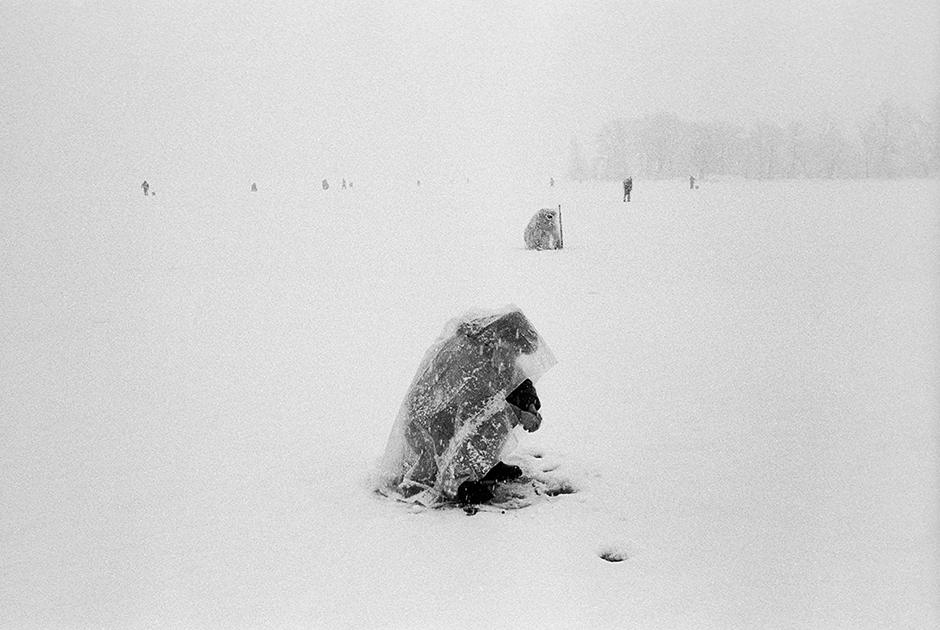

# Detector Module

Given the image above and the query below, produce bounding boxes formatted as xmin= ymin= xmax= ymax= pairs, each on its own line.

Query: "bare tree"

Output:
xmin=857 ymin=114 xmax=879 ymax=178
xmin=636 ymin=113 xmax=687 ymax=177
xmin=567 ymin=136 xmax=589 ymax=182
xmin=896 ymin=102 xmax=933 ymax=177
xmin=816 ymin=119 xmax=851 ymax=179
xmin=930 ymin=96 xmax=940 ymax=176
xmin=876 ymin=99 xmax=901 ymax=177
xmin=785 ymin=121 xmax=808 ymax=179
xmin=594 ymin=119 xmax=636 ymax=180
xmin=747 ymin=121 xmax=786 ymax=179
xmin=688 ymin=122 xmax=713 ymax=180
xmin=583 ymin=100 xmax=935 ymax=181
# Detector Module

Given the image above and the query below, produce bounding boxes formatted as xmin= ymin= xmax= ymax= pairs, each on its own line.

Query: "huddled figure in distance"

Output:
xmin=524 ymin=207 xmax=564 ymax=250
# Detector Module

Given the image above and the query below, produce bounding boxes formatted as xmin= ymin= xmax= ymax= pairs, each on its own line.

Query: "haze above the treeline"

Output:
xmin=2 ymin=0 xmax=937 ymax=188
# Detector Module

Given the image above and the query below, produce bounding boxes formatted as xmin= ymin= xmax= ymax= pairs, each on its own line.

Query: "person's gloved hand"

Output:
xmin=518 ymin=404 xmax=542 ymax=432
xmin=507 ymin=379 xmax=542 ymax=432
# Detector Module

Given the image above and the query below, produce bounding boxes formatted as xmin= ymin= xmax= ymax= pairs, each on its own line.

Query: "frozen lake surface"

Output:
xmin=2 ymin=178 xmax=938 ymax=629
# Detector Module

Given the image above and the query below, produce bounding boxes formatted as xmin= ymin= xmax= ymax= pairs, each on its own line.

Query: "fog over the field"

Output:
xmin=2 ymin=0 xmax=938 ymax=188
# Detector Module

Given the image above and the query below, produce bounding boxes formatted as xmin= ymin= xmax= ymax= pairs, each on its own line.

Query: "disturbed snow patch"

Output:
xmin=597 ymin=543 xmax=632 ymax=563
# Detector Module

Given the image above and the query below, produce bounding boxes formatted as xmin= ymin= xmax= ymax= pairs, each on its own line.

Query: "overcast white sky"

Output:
xmin=1 ymin=0 xmax=937 ymax=185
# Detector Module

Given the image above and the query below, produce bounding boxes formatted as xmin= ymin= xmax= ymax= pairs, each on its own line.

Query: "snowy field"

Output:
xmin=2 ymin=177 xmax=938 ymax=629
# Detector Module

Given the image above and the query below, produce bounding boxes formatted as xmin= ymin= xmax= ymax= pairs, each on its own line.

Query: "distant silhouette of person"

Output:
xmin=623 ymin=177 xmax=632 ymax=202
xmin=550 ymin=177 xmax=554 ymax=187
xmin=141 ymin=181 xmax=149 ymax=196
xmin=690 ymin=175 xmax=695 ymax=189
xmin=322 ymin=179 xmax=329 ymax=190
xmin=342 ymin=178 xmax=347 ymax=190
xmin=417 ymin=180 xmax=421 ymax=187
xmin=349 ymin=181 xmax=353 ymax=189
xmin=251 ymin=182 xmax=258 ymax=192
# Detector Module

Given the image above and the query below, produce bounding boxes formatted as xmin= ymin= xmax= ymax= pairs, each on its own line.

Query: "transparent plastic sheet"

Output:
xmin=378 ymin=306 xmax=557 ymax=506
xmin=524 ymin=207 xmax=563 ymax=250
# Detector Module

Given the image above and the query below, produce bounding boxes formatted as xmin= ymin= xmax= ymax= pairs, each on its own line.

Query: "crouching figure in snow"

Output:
xmin=524 ymin=207 xmax=563 ymax=250
xmin=377 ymin=306 xmax=556 ymax=507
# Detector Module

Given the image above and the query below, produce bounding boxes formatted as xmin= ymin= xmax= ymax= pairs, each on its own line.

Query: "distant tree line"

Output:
xmin=568 ymin=98 xmax=940 ymax=181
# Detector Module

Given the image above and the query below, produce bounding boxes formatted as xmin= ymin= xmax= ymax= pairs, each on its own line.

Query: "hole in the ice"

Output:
xmin=531 ymin=453 xmax=543 ymax=459
xmin=599 ymin=550 xmax=628 ymax=563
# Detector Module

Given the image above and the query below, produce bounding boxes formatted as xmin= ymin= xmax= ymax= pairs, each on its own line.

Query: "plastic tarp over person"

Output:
xmin=524 ymin=207 xmax=563 ymax=251
xmin=378 ymin=306 xmax=556 ymax=506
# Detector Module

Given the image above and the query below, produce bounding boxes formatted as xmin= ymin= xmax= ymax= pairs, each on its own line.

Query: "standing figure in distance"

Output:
xmin=690 ymin=175 xmax=695 ymax=189
xmin=141 ymin=180 xmax=149 ymax=196
xmin=251 ymin=182 xmax=258 ymax=192
xmin=623 ymin=177 xmax=632 ymax=202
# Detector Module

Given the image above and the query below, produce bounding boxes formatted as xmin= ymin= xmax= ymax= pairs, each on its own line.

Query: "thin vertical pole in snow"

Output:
xmin=557 ymin=204 xmax=564 ymax=249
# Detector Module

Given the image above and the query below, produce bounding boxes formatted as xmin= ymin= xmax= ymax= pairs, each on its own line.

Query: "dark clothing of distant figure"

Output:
xmin=322 ymin=179 xmax=329 ymax=190
xmin=251 ymin=182 xmax=257 ymax=192
xmin=550 ymin=177 xmax=554 ymax=187
xmin=142 ymin=181 xmax=149 ymax=196
xmin=623 ymin=178 xmax=632 ymax=202
xmin=690 ymin=176 xmax=695 ymax=189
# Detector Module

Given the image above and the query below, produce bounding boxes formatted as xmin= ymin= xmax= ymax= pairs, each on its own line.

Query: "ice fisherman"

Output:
xmin=623 ymin=177 xmax=633 ymax=202
xmin=141 ymin=181 xmax=149 ymax=196
xmin=342 ymin=178 xmax=347 ymax=190
xmin=251 ymin=182 xmax=258 ymax=192
xmin=550 ymin=177 xmax=554 ymax=187
xmin=690 ymin=175 xmax=695 ymax=189
xmin=378 ymin=307 xmax=556 ymax=507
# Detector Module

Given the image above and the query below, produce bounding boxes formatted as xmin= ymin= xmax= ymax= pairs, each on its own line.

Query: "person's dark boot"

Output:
xmin=456 ymin=480 xmax=494 ymax=505
xmin=483 ymin=461 xmax=523 ymax=482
